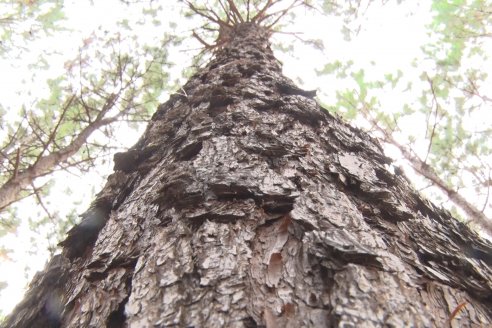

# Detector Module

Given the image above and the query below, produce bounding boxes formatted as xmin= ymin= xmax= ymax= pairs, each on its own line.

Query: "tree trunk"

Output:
xmin=4 ymin=22 xmax=492 ymax=328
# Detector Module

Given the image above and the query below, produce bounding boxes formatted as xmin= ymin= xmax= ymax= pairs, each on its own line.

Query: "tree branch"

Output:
xmin=424 ymin=74 xmax=441 ymax=164
xmin=0 ymin=104 xmax=119 ymax=212
xmin=226 ymin=0 xmax=245 ymax=23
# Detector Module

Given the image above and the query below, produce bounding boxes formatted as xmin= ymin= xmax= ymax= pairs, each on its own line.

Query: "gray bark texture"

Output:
xmin=3 ymin=23 xmax=492 ymax=328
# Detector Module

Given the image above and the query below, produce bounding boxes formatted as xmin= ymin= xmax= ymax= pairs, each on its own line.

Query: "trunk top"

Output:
xmin=211 ymin=22 xmax=280 ymax=71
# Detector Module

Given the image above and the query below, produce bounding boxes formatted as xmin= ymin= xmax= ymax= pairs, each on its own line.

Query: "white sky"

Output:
xmin=0 ymin=0 xmax=490 ymax=315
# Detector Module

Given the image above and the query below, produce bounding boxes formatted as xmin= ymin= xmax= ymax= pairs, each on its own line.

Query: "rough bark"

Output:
xmin=4 ymin=22 xmax=492 ymax=328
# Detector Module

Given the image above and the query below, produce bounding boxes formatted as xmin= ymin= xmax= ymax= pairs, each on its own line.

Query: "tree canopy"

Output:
xmin=0 ymin=0 xmax=490 ymax=318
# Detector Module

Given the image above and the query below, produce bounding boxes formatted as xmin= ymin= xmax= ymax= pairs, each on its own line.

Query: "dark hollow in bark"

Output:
xmin=3 ymin=22 xmax=492 ymax=328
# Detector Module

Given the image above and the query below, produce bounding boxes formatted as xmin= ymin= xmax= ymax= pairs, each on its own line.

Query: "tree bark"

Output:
xmin=4 ymin=22 xmax=492 ymax=328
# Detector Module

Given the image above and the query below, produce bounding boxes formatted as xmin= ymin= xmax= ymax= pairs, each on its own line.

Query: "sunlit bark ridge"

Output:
xmin=3 ymin=7 xmax=492 ymax=328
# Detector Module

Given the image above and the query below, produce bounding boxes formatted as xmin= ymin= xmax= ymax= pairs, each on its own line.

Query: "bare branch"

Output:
xmin=226 ymin=0 xmax=245 ymax=23
xmin=31 ymin=182 xmax=55 ymax=224
xmin=13 ymin=148 xmax=20 ymax=179
xmin=424 ymin=74 xmax=441 ymax=164
xmin=251 ymin=0 xmax=274 ymax=23
xmin=192 ymin=30 xmax=214 ymax=49
xmin=184 ymin=1 xmax=227 ymax=28
xmin=0 ymin=103 xmax=120 ymax=211
xmin=36 ymin=94 xmax=77 ymax=161
xmin=482 ymin=170 xmax=491 ymax=213
xmin=264 ymin=1 xmax=304 ymax=29
xmin=246 ymin=0 xmax=251 ymax=21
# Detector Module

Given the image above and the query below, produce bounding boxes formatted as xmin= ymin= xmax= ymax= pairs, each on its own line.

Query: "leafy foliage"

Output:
xmin=0 ymin=0 xmax=66 ymax=57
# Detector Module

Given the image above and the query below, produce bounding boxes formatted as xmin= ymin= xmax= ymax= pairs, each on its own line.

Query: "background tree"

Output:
xmin=317 ymin=0 xmax=492 ymax=234
xmin=2 ymin=1 xmax=492 ymax=327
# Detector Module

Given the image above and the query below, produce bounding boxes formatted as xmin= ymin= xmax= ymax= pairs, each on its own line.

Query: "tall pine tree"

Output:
xmin=3 ymin=3 xmax=492 ymax=327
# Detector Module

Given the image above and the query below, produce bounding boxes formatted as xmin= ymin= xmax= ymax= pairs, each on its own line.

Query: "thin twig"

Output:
xmin=481 ymin=170 xmax=491 ymax=213
xmin=226 ymin=0 xmax=245 ymax=23
xmin=424 ymin=74 xmax=441 ymax=164
xmin=251 ymin=0 xmax=274 ymax=22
